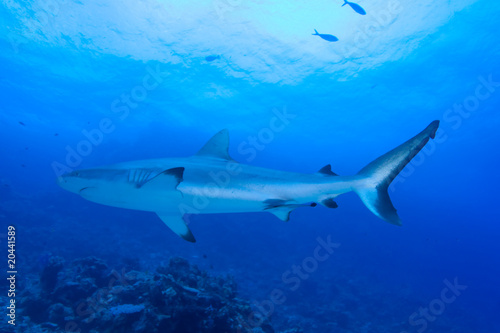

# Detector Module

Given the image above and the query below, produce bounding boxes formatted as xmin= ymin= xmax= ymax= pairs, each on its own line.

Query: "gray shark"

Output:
xmin=57 ymin=121 xmax=440 ymax=242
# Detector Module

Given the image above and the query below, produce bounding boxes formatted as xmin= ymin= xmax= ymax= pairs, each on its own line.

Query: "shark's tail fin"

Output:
xmin=353 ymin=121 xmax=440 ymax=225
xmin=312 ymin=29 xmax=319 ymax=35
xmin=342 ymin=0 xmax=348 ymax=6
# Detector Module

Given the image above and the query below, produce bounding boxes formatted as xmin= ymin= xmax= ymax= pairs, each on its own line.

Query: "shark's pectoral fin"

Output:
xmin=139 ymin=167 xmax=184 ymax=190
xmin=156 ymin=213 xmax=196 ymax=243
xmin=263 ymin=199 xmax=317 ymax=222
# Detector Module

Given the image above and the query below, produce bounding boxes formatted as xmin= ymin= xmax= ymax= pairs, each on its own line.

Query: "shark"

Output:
xmin=57 ymin=120 xmax=440 ymax=242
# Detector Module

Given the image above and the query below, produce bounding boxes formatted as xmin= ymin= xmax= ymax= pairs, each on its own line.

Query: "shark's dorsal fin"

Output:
xmin=156 ymin=213 xmax=196 ymax=242
xmin=195 ymin=129 xmax=233 ymax=160
xmin=317 ymin=164 xmax=338 ymax=176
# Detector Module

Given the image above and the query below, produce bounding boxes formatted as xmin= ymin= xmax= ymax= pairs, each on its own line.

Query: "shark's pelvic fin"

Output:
xmin=139 ymin=167 xmax=184 ymax=190
xmin=354 ymin=120 xmax=440 ymax=225
xmin=317 ymin=164 xmax=338 ymax=176
xmin=264 ymin=199 xmax=317 ymax=222
xmin=268 ymin=207 xmax=294 ymax=221
xmin=157 ymin=213 xmax=196 ymax=242
xmin=195 ymin=129 xmax=234 ymax=160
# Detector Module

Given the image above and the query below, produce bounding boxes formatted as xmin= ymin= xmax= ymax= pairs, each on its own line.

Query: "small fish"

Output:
xmin=312 ymin=29 xmax=339 ymax=42
xmin=342 ymin=0 xmax=366 ymax=15
xmin=205 ymin=55 xmax=220 ymax=62
xmin=19 ymin=121 xmax=25 ymax=126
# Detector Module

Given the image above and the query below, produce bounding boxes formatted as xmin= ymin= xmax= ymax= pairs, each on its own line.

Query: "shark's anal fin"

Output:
xmin=317 ymin=164 xmax=338 ymax=176
xmin=195 ymin=129 xmax=234 ymax=160
xmin=321 ymin=198 xmax=338 ymax=208
xmin=263 ymin=199 xmax=316 ymax=222
xmin=138 ymin=167 xmax=184 ymax=190
xmin=156 ymin=213 xmax=196 ymax=243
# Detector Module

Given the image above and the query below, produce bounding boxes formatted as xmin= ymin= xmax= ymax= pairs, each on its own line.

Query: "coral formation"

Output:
xmin=18 ymin=255 xmax=275 ymax=332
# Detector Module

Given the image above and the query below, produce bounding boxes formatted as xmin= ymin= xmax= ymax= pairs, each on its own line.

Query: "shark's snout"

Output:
xmin=56 ymin=171 xmax=86 ymax=194
xmin=56 ymin=175 xmax=67 ymax=186
xmin=57 ymin=171 xmax=78 ymax=183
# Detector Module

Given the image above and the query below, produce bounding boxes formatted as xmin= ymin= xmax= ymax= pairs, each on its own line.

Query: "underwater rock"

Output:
xmin=73 ymin=256 xmax=108 ymax=287
xmin=40 ymin=255 xmax=65 ymax=293
xmin=157 ymin=256 xmax=204 ymax=288
xmin=21 ymin=296 xmax=51 ymax=323
xmin=108 ymin=304 xmax=145 ymax=328
xmin=52 ymin=279 xmax=98 ymax=304
xmin=19 ymin=255 xmax=275 ymax=333
xmin=47 ymin=303 xmax=74 ymax=325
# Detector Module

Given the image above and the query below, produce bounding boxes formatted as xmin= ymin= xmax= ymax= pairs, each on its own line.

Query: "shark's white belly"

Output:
xmin=86 ymin=181 xmax=293 ymax=214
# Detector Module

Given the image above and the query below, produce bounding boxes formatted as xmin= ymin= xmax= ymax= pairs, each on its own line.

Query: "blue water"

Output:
xmin=1 ymin=0 xmax=499 ymax=332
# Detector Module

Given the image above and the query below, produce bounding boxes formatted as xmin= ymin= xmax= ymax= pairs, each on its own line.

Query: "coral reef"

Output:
xmin=40 ymin=256 xmax=65 ymax=293
xmin=18 ymin=255 xmax=275 ymax=333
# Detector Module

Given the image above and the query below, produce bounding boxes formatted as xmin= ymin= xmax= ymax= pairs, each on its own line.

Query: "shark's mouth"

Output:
xmin=79 ymin=187 xmax=96 ymax=193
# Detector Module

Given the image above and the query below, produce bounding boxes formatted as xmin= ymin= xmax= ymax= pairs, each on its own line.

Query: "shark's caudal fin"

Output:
xmin=354 ymin=121 xmax=440 ymax=226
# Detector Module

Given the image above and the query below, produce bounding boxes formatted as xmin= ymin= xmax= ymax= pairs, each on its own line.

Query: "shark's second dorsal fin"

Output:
xmin=317 ymin=164 xmax=338 ymax=176
xmin=195 ymin=129 xmax=233 ymax=160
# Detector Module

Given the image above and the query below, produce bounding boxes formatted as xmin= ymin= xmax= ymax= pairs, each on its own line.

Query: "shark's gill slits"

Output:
xmin=128 ymin=168 xmax=159 ymax=187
